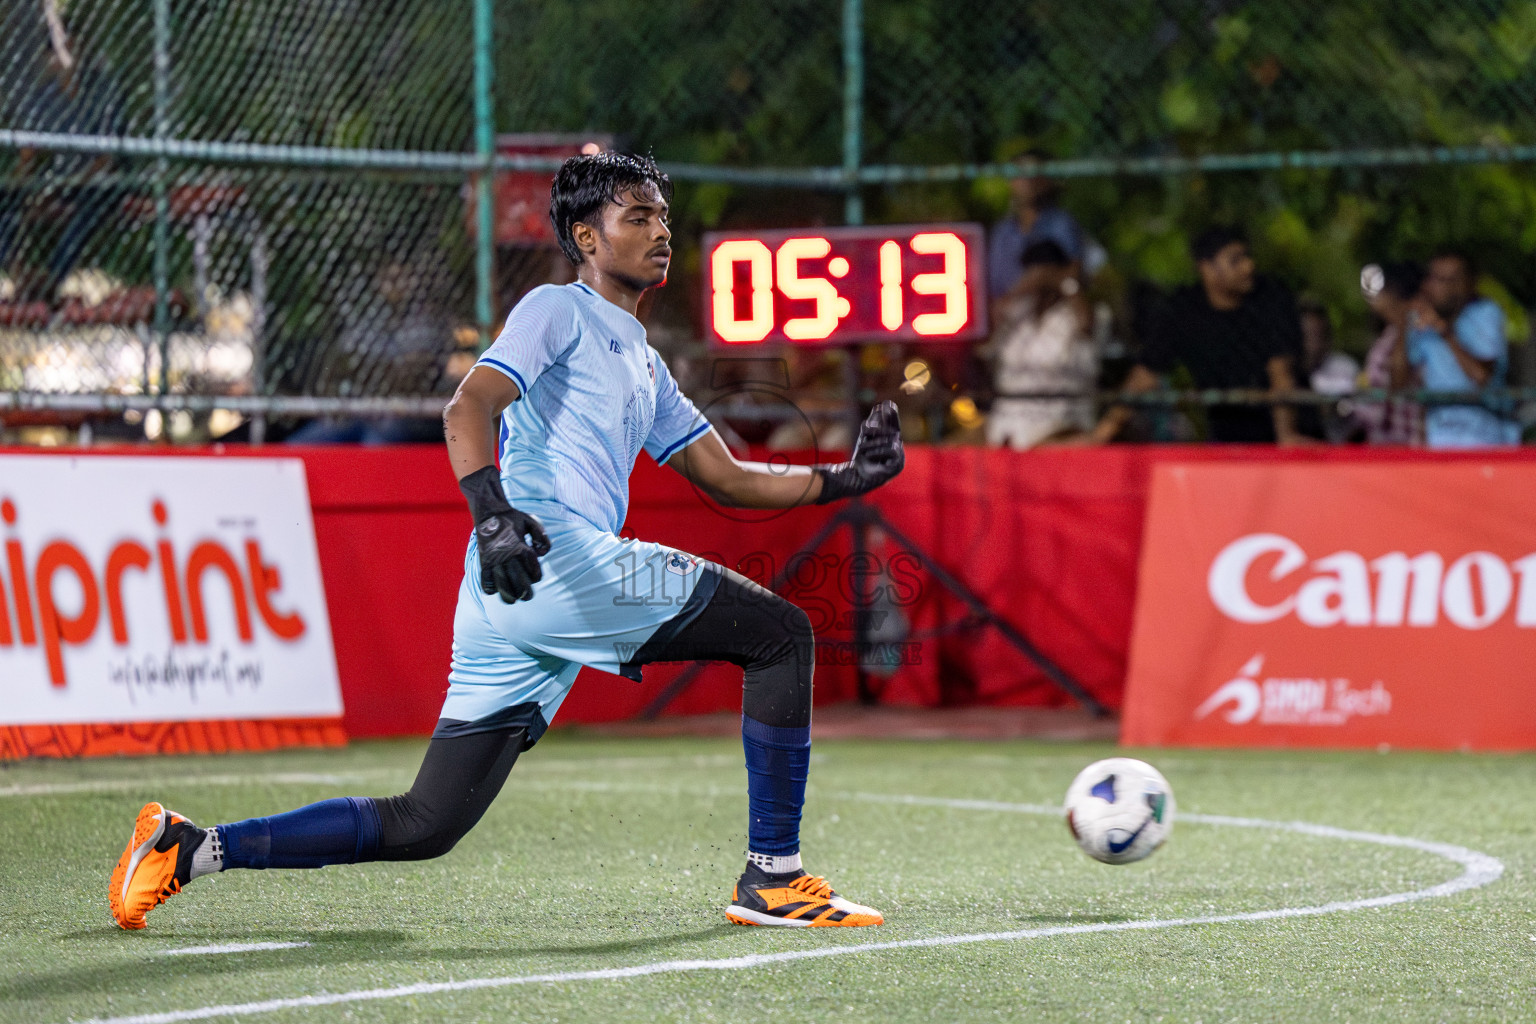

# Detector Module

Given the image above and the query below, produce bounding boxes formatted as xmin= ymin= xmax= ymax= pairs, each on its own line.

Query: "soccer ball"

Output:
xmin=1063 ymin=757 xmax=1174 ymax=865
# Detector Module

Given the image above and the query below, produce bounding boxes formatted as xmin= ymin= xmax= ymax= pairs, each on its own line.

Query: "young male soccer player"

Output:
xmin=109 ymin=152 xmax=905 ymax=931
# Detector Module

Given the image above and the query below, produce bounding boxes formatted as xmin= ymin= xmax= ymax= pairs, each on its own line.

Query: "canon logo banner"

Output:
xmin=1123 ymin=462 xmax=1536 ymax=751
xmin=0 ymin=456 xmax=342 ymax=728
xmin=1208 ymin=533 xmax=1536 ymax=630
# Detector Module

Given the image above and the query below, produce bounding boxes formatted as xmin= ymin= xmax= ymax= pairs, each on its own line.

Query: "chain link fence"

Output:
xmin=0 ymin=0 xmax=482 ymax=443
xmin=863 ymin=0 xmax=1536 ymax=169
xmin=4 ymin=0 xmax=1536 ymax=442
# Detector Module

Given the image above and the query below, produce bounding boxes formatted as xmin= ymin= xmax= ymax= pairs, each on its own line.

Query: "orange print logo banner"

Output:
xmin=0 ymin=456 xmax=343 ymax=757
xmin=1123 ymin=462 xmax=1536 ymax=751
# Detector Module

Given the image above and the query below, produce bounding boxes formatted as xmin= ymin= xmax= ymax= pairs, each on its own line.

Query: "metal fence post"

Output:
xmin=840 ymin=0 xmax=867 ymax=448
xmin=474 ymin=0 xmax=496 ymax=349
xmin=152 ymin=0 xmax=171 ymax=396
xmin=841 ymin=0 xmax=864 ymax=227
xmin=249 ymin=223 xmax=268 ymax=445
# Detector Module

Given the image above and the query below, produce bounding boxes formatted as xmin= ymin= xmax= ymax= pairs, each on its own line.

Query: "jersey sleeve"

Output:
xmin=475 ymin=286 xmax=577 ymax=399
xmin=643 ymin=350 xmax=714 ymax=464
xmin=1457 ymin=301 xmax=1507 ymax=364
xmin=1406 ymin=325 xmax=1429 ymax=368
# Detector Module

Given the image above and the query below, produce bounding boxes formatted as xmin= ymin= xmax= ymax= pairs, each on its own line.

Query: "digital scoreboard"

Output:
xmin=702 ymin=223 xmax=987 ymax=346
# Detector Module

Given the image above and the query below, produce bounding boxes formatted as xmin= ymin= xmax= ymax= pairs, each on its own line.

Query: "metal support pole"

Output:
xmin=152 ymin=0 xmax=171 ymax=396
xmin=841 ymin=346 xmax=862 ymax=444
xmin=840 ymin=0 xmax=866 ymax=440
xmin=249 ymin=222 xmax=269 ymax=446
xmin=473 ymin=0 xmax=496 ymax=349
xmin=850 ymin=508 xmax=876 ymax=704
xmin=841 ymin=0 xmax=863 ymax=226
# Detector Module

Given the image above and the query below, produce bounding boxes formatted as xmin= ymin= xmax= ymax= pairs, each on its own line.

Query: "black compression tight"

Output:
xmin=370 ymin=726 xmax=528 ymax=861
xmin=623 ymin=566 xmax=814 ymax=729
xmin=366 ymin=567 xmax=813 ymax=861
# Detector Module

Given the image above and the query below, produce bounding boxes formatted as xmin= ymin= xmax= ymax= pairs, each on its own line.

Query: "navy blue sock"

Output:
xmin=742 ymin=714 xmax=811 ymax=857
xmin=217 ymin=796 xmax=382 ymax=870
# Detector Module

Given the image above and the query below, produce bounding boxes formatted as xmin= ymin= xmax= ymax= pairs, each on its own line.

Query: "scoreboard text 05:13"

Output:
xmin=702 ymin=223 xmax=988 ymax=347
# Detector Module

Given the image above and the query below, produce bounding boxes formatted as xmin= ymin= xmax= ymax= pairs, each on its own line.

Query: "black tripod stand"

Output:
xmin=638 ymin=496 xmax=1110 ymax=719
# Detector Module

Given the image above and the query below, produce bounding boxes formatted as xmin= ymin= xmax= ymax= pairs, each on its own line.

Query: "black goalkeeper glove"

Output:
xmin=813 ymin=400 xmax=905 ymax=504
xmin=458 ymin=465 xmax=552 ymax=603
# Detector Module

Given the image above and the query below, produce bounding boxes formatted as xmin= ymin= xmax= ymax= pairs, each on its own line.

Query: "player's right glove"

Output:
xmin=458 ymin=465 xmax=552 ymax=603
xmin=812 ymin=400 xmax=905 ymax=504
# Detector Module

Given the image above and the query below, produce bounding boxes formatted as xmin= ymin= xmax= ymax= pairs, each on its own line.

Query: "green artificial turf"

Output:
xmin=2 ymin=735 xmax=1534 ymax=1023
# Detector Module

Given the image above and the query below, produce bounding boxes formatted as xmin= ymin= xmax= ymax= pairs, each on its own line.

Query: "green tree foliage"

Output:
xmin=865 ymin=0 xmax=1536 ymax=344
xmin=491 ymin=0 xmax=1536 ymax=345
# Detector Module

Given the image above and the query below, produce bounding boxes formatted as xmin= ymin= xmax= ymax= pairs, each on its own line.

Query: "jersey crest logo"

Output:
xmin=622 ymin=384 xmax=651 ymax=464
xmin=665 ymin=552 xmax=697 ymax=576
xmin=648 ymin=359 xmax=655 ymax=382
xmin=609 ymin=338 xmax=622 ymax=354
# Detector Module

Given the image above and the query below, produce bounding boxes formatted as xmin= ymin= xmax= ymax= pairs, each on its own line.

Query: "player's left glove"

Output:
xmin=812 ymin=400 xmax=905 ymax=504
xmin=459 ymin=465 xmax=552 ymax=603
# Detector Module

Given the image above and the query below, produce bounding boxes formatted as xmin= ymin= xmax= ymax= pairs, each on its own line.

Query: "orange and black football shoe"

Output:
xmin=108 ymin=802 xmax=204 ymax=930
xmin=726 ymin=863 xmax=883 ymax=927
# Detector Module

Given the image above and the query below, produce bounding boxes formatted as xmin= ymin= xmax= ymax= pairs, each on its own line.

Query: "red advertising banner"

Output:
xmin=1123 ymin=462 xmax=1536 ymax=751
xmin=0 ymin=456 xmax=345 ymax=759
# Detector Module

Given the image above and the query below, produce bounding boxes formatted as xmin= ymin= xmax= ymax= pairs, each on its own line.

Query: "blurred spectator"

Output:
xmin=286 ymin=259 xmax=458 ymax=444
xmin=984 ymin=240 xmax=1098 ymax=450
xmin=1355 ymin=262 xmax=1424 ymax=446
xmin=1407 ymin=250 xmax=1518 ymax=448
xmin=1087 ymin=226 xmax=1308 ymax=444
xmin=0 ymin=24 xmax=126 ymax=303
xmin=1300 ymin=301 xmax=1359 ymax=395
xmin=1297 ymin=300 xmax=1359 ymax=442
xmin=757 ymin=348 xmax=853 ymax=452
xmin=987 ymin=154 xmax=1100 ymax=312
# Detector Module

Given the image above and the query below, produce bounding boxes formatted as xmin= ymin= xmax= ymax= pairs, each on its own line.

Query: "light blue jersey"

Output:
xmin=444 ymin=281 xmax=722 ymax=736
xmin=475 ymin=281 xmax=714 ymax=533
xmin=1408 ymin=298 xmax=1518 ymax=448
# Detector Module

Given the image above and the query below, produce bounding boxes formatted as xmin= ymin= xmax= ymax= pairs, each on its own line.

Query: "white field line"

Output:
xmin=68 ymin=790 xmax=1503 ymax=1024
xmin=0 ymin=773 xmax=367 ymax=797
xmin=520 ymin=753 xmax=751 ymax=773
xmin=160 ymin=942 xmax=312 ymax=957
xmin=0 ymin=754 xmax=748 ymax=799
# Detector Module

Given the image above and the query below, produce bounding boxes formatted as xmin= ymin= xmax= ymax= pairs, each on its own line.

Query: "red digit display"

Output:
xmin=702 ymin=223 xmax=988 ymax=346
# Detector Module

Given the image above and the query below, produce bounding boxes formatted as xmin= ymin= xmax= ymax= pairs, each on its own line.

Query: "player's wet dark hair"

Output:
xmin=549 ymin=151 xmax=673 ymax=266
xmin=1191 ymin=225 xmax=1248 ymax=264
xmin=1019 ymin=239 xmax=1070 ymax=269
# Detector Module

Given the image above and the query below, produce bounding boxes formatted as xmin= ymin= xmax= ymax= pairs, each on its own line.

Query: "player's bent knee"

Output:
xmin=755 ymin=599 xmax=813 ymax=670
xmin=719 ymin=582 xmax=810 ymax=662
xmin=739 ymin=597 xmax=814 ymax=730
xmin=370 ymin=793 xmax=479 ymax=862
xmin=782 ymin=601 xmax=814 ymax=648
xmin=383 ymin=829 xmax=464 ymax=861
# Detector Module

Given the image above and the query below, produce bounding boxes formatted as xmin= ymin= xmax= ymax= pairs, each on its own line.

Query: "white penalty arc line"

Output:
xmin=72 ymin=792 xmax=1504 ymax=1024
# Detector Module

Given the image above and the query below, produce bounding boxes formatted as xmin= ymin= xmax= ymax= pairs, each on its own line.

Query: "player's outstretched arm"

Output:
xmin=443 ymin=366 xmax=551 ymax=603
xmin=666 ymin=400 xmax=904 ymax=508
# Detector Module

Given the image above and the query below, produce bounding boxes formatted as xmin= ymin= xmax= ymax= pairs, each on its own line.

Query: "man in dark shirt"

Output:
xmin=1087 ymin=226 xmax=1308 ymax=444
